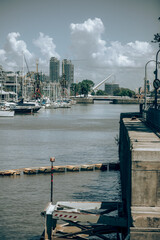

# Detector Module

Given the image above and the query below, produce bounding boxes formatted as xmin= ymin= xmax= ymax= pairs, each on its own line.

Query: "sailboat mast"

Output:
xmin=15 ymin=72 xmax=18 ymax=101
xmin=36 ymin=59 xmax=39 ymax=73
xmin=22 ymin=52 xmax=24 ymax=99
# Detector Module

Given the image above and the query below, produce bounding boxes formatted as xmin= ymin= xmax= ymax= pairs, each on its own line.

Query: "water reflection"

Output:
xmin=0 ymin=103 xmax=138 ymax=239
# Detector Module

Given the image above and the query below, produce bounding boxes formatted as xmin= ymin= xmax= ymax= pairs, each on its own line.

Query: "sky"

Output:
xmin=0 ymin=0 xmax=160 ymax=90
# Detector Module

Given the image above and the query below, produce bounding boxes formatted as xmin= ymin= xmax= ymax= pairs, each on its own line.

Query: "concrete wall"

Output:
xmin=146 ymin=108 xmax=160 ymax=131
xmin=72 ymin=97 xmax=94 ymax=104
xmin=119 ymin=114 xmax=160 ymax=239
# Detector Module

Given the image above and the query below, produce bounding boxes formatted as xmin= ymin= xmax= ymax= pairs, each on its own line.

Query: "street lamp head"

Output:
xmin=50 ymin=157 xmax=55 ymax=162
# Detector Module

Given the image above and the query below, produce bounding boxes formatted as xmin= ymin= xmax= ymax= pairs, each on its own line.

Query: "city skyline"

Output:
xmin=0 ymin=0 xmax=160 ymax=90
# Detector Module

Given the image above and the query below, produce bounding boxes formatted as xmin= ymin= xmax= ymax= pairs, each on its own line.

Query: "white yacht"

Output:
xmin=0 ymin=102 xmax=15 ymax=117
xmin=12 ymin=99 xmax=41 ymax=114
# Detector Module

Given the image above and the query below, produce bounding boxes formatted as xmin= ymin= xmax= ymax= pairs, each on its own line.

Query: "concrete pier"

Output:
xmin=72 ymin=97 xmax=94 ymax=104
xmin=119 ymin=113 xmax=160 ymax=239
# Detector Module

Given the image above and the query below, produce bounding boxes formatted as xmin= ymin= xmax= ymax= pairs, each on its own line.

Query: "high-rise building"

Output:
xmin=50 ymin=57 xmax=60 ymax=82
xmin=105 ymin=83 xmax=119 ymax=95
xmin=62 ymin=59 xmax=74 ymax=86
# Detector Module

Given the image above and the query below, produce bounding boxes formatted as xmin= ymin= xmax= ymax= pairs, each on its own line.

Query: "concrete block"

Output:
xmin=66 ymin=165 xmax=79 ymax=172
xmin=109 ymin=162 xmax=120 ymax=170
xmin=100 ymin=163 xmax=108 ymax=171
xmin=38 ymin=167 xmax=49 ymax=173
xmin=43 ymin=167 xmax=51 ymax=173
xmin=132 ymin=170 xmax=157 ymax=206
xmin=81 ymin=165 xmax=94 ymax=171
xmin=130 ymin=228 xmax=160 ymax=240
xmin=23 ymin=168 xmax=37 ymax=174
xmin=132 ymin=148 xmax=160 ymax=162
xmin=132 ymin=161 xmax=160 ymax=171
xmin=95 ymin=164 xmax=102 ymax=170
xmin=13 ymin=171 xmax=21 ymax=175
xmin=53 ymin=166 xmax=65 ymax=172
xmin=2 ymin=170 xmax=15 ymax=176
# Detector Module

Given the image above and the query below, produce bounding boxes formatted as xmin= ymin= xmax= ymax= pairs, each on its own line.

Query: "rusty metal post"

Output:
xmin=44 ymin=158 xmax=56 ymax=240
xmin=50 ymin=157 xmax=55 ymax=204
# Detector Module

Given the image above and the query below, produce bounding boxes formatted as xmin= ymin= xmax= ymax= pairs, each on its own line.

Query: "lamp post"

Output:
xmin=154 ymin=49 xmax=160 ymax=109
xmin=144 ymin=60 xmax=156 ymax=111
xmin=50 ymin=157 xmax=55 ymax=204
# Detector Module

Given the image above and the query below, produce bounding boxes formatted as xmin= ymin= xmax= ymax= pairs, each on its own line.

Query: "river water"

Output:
xmin=0 ymin=102 xmax=139 ymax=240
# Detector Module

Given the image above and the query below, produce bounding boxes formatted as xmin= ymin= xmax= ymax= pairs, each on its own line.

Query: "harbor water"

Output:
xmin=0 ymin=102 xmax=138 ymax=239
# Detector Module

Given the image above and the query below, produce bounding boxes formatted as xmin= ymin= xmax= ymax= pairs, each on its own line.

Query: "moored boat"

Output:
xmin=54 ymin=99 xmax=71 ymax=108
xmin=12 ymin=99 xmax=41 ymax=114
xmin=0 ymin=103 xmax=15 ymax=117
xmin=0 ymin=109 xmax=15 ymax=117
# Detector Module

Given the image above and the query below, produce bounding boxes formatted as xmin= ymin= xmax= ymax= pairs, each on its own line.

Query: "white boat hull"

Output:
xmin=0 ymin=110 xmax=15 ymax=117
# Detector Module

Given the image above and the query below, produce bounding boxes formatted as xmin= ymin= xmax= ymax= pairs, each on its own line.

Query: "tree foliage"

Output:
xmin=70 ymin=83 xmax=79 ymax=96
xmin=91 ymin=91 xmax=95 ymax=96
xmin=96 ymin=90 xmax=106 ymax=95
xmin=70 ymin=79 xmax=94 ymax=96
xmin=152 ymin=17 xmax=160 ymax=48
xmin=113 ymin=87 xmax=135 ymax=97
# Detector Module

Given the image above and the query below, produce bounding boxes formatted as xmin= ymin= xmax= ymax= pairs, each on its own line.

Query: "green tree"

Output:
xmin=77 ymin=82 xmax=82 ymax=95
xmin=79 ymin=80 xmax=94 ymax=96
xmin=152 ymin=17 xmax=160 ymax=48
xmin=70 ymin=80 xmax=94 ymax=96
xmin=113 ymin=88 xmax=121 ymax=96
xmin=82 ymin=79 xmax=94 ymax=89
xmin=70 ymin=83 xmax=79 ymax=96
xmin=113 ymin=87 xmax=135 ymax=97
xmin=96 ymin=90 xmax=106 ymax=95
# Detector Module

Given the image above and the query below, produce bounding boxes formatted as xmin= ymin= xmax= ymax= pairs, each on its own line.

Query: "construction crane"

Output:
xmin=23 ymin=55 xmax=42 ymax=99
xmin=23 ymin=54 xmax=32 ymax=78
xmin=33 ymin=59 xmax=42 ymax=99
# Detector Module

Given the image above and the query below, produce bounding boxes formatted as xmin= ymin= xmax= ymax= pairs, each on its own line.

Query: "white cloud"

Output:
xmin=70 ymin=18 xmax=157 ymax=89
xmin=0 ymin=32 xmax=34 ymax=70
xmin=33 ymin=32 xmax=60 ymax=60
xmin=0 ymin=49 xmax=7 ymax=62
xmin=127 ymin=41 xmax=152 ymax=55
xmin=4 ymin=32 xmax=33 ymax=60
xmin=0 ymin=32 xmax=60 ymax=73
xmin=70 ymin=18 xmax=154 ymax=69
xmin=71 ymin=17 xmax=104 ymax=34
xmin=70 ymin=18 xmax=106 ymax=61
xmin=0 ymin=20 xmax=156 ymax=89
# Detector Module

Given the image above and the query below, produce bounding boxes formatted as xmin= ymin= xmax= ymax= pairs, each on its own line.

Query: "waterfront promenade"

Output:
xmin=119 ymin=109 xmax=160 ymax=239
